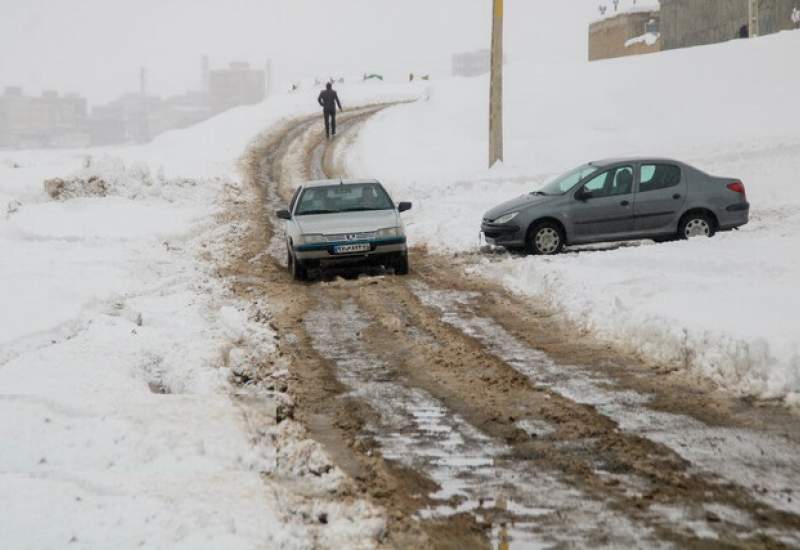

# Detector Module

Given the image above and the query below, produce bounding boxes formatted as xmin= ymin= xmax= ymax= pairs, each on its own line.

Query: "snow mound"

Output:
xmin=43 ymin=156 xmax=206 ymax=203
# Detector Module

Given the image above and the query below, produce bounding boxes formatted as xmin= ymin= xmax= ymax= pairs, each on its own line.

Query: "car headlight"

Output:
xmin=300 ymin=233 xmax=326 ymax=244
xmin=493 ymin=212 xmax=519 ymax=224
xmin=376 ymin=227 xmax=402 ymax=238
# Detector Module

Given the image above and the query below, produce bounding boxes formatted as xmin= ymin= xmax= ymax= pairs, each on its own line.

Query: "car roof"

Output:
xmin=301 ymin=178 xmax=381 ymax=189
xmin=590 ymin=157 xmax=685 ymax=168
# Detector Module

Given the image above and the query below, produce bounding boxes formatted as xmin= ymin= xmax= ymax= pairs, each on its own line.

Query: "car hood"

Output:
xmin=484 ymin=194 xmax=556 ymax=221
xmin=295 ymin=210 xmax=400 ymax=234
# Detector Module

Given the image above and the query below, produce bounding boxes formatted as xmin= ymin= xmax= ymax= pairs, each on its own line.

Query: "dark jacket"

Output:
xmin=318 ymin=89 xmax=342 ymax=112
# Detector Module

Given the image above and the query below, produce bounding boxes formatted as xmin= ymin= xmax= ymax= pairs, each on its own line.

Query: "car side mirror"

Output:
xmin=576 ymin=187 xmax=593 ymax=201
xmin=398 ymin=202 xmax=412 ymax=213
xmin=275 ymin=209 xmax=291 ymax=220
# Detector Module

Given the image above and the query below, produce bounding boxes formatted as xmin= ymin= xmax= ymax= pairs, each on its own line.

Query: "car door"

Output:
xmin=569 ymin=165 xmax=635 ymax=242
xmin=286 ymin=185 xmax=302 ymax=246
xmin=634 ymin=163 xmax=687 ymax=234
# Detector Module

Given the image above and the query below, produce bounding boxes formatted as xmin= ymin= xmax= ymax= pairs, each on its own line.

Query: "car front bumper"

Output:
xmin=294 ymin=237 xmax=407 ymax=262
xmin=481 ymin=221 xmax=524 ymax=247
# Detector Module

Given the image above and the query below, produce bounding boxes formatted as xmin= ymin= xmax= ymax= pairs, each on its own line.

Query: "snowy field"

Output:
xmin=346 ymin=31 xmax=800 ymax=405
xmin=0 ymin=83 xmax=420 ymax=549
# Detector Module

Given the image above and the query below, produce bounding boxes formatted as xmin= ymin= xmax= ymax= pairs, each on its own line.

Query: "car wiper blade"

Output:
xmin=296 ymin=209 xmax=336 ymax=215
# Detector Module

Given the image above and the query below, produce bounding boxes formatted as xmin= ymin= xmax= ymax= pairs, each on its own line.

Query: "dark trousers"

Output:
xmin=323 ymin=109 xmax=336 ymax=136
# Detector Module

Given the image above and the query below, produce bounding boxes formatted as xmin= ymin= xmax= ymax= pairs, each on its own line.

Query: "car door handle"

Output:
xmin=620 ymin=200 xmax=630 ymax=206
xmin=673 ymin=193 xmax=681 ymax=199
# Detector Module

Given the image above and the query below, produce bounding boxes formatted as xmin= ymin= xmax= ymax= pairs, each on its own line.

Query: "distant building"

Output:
xmin=452 ymin=50 xmax=491 ymax=77
xmin=1 ymin=57 xmax=261 ymax=150
xmin=589 ymin=0 xmax=800 ymax=62
xmin=0 ymin=87 xmax=29 ymax=148
xmin=660 ymin=0 xmax=797 ymax=50
xmin=589 ymin=9 xmax=661 ymax=61
xmin=89 ymin=94 xmax=156 ymax=145
xmin=0 ymin=87 xmax=89 ymax=148
xmin=208 ymin=62 xmax=265 ymax=113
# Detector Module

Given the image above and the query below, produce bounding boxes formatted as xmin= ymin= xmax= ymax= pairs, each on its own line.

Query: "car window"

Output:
xmin=583 ymin=171 xmax=609 ymax=194
xmin=580 ymin=166 xmax=633 ymax=198
xmin=610 ymin=166 xmax=634 ymax=196
xmin=639 ymin=164 xmax=681 ymax=193
xmin=540 ymin=165 xmax=599 ymax=195
xmin=295 ymin=183 xmax=394 ymax=216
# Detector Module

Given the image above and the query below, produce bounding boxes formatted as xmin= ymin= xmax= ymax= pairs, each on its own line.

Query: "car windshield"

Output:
xmin=295 ymin=182 xmax=395 ymax=216
xmin=537 ymin=164 xmax=599 ymax=195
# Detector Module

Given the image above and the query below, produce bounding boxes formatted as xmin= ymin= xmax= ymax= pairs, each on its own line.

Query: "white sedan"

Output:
xmin=276 ymin=179 xmax=412 ymax=280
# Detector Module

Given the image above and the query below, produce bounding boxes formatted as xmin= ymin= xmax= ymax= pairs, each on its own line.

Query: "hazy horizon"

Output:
xmin=0 ymin=1 xmax=597 ymax=107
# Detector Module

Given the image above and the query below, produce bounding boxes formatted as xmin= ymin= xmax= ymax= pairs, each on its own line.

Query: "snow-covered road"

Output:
xmin=235 ymin=108 xmax=800 ymax=548
xmin=2 ymin=28 xmax=799 ymax=549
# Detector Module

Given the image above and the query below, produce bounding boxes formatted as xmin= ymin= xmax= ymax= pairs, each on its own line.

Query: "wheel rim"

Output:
xmin=684 ymin=218 xmax=710 ymax=238
xmin=535 ymin=228 xmax=560 ymax=254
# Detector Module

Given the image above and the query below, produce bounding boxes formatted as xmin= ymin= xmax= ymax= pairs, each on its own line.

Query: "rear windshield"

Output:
xmin=295 ymin=182 xmax=395 ymax=216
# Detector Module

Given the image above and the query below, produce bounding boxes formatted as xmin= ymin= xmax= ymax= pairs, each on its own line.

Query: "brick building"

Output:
xmin=589 ymin=0 xmax=799 ymax=61
xmin=660 ymin=0 xmax=798 ymax=50
xmin=589 ymin=10 xmax=661 ymax=61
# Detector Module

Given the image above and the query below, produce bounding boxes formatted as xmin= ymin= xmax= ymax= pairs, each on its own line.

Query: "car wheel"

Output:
xmin=394 ymin=252 xmax=410 ymax=275
xmin=289 ymin=250 xmax=307 ymax=281
xmin=526 ymin=222 xmax=564 ymax=255
xmin=679 ymin=213 xmax=715 ymax=240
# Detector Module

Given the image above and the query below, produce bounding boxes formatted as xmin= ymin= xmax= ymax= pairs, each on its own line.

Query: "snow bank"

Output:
xmin=0 ymin=82 xmax=425 ymax=548
xmin=347 ymin=31 xmax=800 ymax=403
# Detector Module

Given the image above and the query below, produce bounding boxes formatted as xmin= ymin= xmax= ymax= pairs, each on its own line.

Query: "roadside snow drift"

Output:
xmin=347 ymin=31 xmax=800 ymax=404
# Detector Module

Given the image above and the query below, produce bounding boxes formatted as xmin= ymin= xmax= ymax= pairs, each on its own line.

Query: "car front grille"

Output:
xmin=325 ymin=232 xmax=377 ymax=242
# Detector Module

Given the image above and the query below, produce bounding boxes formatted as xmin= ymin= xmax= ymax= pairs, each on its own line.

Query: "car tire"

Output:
xmin=679 ymin=212 xmax=716 ymax=240
xmin=394 ymin=252 xmax=410 ymax=275
xmin=289 ymin=249 xmax=307 ymax=281
xmin=526 ymin=222 xmax=564 ymax=255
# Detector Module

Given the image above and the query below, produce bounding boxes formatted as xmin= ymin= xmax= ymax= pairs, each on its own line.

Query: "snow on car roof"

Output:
xmin=591 ymin=156 xmax=683 ymax=167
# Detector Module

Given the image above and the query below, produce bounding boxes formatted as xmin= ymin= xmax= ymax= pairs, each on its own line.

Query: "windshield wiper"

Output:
xmin=296 ymin=209 xmax=336 ymax=216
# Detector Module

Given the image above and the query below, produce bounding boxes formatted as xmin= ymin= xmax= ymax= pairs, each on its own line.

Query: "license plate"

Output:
xmin=333 ymin=243 xmax=370 ymax=254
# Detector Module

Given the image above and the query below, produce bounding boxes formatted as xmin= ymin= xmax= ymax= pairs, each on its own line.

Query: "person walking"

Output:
xmin=317 ymin=82 xmax=343 ymax=139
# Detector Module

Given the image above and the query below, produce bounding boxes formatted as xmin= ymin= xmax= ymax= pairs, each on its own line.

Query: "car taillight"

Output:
xmin=727 ymin=181 xmax=746 ymax=196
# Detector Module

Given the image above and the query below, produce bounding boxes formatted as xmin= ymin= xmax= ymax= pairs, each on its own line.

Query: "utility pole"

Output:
xmin=748 ymin=0 xmax=759 ymax=37
xmin=489 ymin=0 xmax=504 ymax=168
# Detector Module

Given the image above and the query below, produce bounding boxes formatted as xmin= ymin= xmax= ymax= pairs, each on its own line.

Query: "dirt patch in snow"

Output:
xmin=44 ymin=175 xmax=108 ymax=200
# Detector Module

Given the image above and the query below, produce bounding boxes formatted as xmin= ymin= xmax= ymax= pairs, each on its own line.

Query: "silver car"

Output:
xmin=481 ymin=157 xmax=749 ymax=255
xmin=276 ymin=179 xmax=412 ymax=280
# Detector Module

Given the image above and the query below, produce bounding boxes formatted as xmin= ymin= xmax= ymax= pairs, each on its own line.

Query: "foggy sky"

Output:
xmin=0 ymin=0 xmax=597 ymax=106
